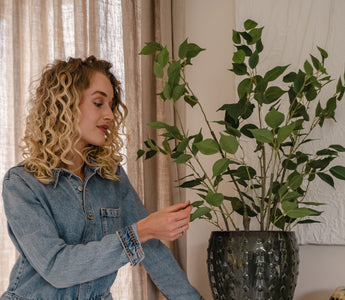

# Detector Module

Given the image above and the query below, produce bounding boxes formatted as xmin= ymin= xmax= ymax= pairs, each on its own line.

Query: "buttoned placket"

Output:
xmin=74 ymin=168 xmax=97 ymax=300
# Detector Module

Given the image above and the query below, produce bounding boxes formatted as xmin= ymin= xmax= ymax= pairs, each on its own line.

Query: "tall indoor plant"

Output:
xmin=138 ymin=19 xmax=345 ymax=299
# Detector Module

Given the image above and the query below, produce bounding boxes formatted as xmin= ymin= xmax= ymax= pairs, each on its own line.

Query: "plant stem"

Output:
xmin=182 ymin=73 xmax=249 ymax=230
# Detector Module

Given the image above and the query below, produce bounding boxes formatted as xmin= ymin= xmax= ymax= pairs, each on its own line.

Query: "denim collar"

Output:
xmin=52 ymin=165 xmax=100 ymax=189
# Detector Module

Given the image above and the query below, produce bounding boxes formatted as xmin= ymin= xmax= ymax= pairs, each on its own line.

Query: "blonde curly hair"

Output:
xmin=22 ymin=56 xmax=128 ymax=184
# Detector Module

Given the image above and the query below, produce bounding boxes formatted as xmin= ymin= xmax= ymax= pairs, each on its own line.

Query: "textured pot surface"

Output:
xmin=207 ymin=231 xmax=299 ymax=300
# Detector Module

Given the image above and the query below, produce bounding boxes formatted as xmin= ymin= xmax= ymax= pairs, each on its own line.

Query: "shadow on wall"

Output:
xmin=295 ymin=290 xmax=332 ymax=300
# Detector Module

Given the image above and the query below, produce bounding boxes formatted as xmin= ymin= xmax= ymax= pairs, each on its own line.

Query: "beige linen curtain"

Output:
xmin=0 ymin=0 xmax=128 ymax=295
xmin=1 ymin=0 xmax=187 ymax=299
xmin=121 ymin=0 xmax=188 ymax=299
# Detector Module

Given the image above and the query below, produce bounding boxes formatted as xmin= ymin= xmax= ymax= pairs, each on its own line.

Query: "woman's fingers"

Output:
xmin=137 ymin=201 xmax=193 ymax=243
xmin=164 ymin=200 xmax=191 ymax=213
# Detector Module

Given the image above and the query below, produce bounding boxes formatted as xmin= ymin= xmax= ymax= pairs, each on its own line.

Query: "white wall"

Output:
xmin=182 ymin=1 xmax=345 ymax=299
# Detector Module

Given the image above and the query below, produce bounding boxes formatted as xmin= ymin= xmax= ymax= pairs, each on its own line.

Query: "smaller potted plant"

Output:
xmin=138 ymin=19 xmax=345 ymax=300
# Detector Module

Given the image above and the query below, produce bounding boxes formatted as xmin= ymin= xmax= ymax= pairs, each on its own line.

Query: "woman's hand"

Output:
xmin=137 ymin=201 xmax=192 ymax=243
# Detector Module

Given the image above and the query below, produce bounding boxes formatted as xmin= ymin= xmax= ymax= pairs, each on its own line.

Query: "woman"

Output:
xmin=1 ymin=56 xmax=202 ymax=300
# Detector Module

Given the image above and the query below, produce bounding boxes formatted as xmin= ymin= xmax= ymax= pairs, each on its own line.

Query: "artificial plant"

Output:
xmin=137 ymin=19 xmax=345 ymax=231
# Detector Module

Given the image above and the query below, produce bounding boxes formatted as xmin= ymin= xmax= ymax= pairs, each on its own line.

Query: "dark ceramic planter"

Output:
xmin=207 ymin=231 xmax=299 ymax=300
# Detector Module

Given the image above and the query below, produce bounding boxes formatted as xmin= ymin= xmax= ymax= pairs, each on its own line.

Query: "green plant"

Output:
xmin=137 ymin=19 xmax=345 ymax=231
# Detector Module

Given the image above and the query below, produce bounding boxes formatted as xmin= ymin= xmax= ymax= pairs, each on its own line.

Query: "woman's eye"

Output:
xmin=94 ymin=102 xmax=103 ymax=107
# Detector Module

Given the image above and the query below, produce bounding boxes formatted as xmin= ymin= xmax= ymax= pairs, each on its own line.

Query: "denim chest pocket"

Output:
xmin=100 ymin=207 xmax=121 ymax=236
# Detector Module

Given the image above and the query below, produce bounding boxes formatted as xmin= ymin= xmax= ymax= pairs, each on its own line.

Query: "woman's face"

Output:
xmin=76 ymin=72 xmax=114 ymax=151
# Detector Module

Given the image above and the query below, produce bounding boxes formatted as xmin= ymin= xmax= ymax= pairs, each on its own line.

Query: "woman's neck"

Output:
xmin=66 ymin=152 xmax=85 ymax=181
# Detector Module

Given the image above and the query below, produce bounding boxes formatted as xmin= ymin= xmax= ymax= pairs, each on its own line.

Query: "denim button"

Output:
xmin=87 ymin=215 xmax=94 ymax=220
xmin=77 ymin=185 xmax=83 ymax=192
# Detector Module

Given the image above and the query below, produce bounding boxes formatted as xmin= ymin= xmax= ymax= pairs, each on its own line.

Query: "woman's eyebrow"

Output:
xmin=91 ymin=90 xmax=108 ymax=97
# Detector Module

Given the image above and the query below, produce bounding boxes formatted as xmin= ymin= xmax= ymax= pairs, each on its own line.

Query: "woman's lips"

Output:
xmin=97 ymin=125 xmax=108 ymax=133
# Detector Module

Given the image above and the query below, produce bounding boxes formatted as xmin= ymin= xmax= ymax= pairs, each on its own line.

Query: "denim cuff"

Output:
xmin=116 ymin=224 xmax=145 ymax=266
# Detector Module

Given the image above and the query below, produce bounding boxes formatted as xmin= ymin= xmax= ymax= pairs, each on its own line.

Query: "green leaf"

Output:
xmin=256 ymin=39 xmax=264 ymax=53
xmin=190 ymin=207 xmax=212 ymax=221
xmin=218 ymin=102 xmax=245 ymax=120
xmin=317 ymin=172 xmax=334 ymax=187
xmin=310 ymin=54 xmax=326 ymax=73
xmin=153 ymin=61 xmax=164 ymax=78
xmin=287 ymin=208 xmax=322 ymax=219
xmin=205 ymin=191 xmax=224 ymax=207
xmin=325 ymin=96 xmax=336 ymax=117
xmin=249 ymin=50 xmax=259 ymax=69
xmin=296 ymin=152 xmax=309 ymax=164
xmin=232 ymin=30 xmax=241 ymax=44
xmin=283 ymin=71 xmax=297 ymax=83
xmin=192 ymin=130 xmax=203 ymax=155
xmin=236 ymin=45 xmax=252 ymax=56
xmin=195 ymin=139 xmax=219 ymax=155
xmin=174 ymin=154 xmax=192 ymax=164
xmin=219 ymin=134 xmax=239 ymax=154
xmin=304 ymin=60 xmax=313 ymax=75
xmin=273 ymin=208 xmax=285 ymax=230
xmin=278 ymin=182 xmax=289 ymax=197
xmin=179 ymin=179 xmax=202 ymax=188
xmin=145 ymin=150 xmax=157 ymax=159
xmin=163 ymin=83 xmax=172 ymax=99
xmin=146 ymin=136 xmax=157 ymax=150
xmin=316 ymin=149 xmax=338 ymax=156
xmin=282 ymin=159 xmax=297 ymax=170
xmin=139 ymin=41 xmax=163 ymax=55
xmin=309 ymin=157 xmax=335 ymax=170
xmin=283 ymin=191 xmax=301 ymax=201
xmin=264 ymin=86 xmax=286 ymax=103
xmin=244 ymin=19 xmax=258 ymax=30
xmin=191 ymin=200 xmax=204 ymax=207
xmin=162 ymin=139 xmax=172 ymax=153
xmin=297 ymin=219 xmax=321 ymax=224
xmin=249 ymin=128 xmax=274 ymax=143
xmin=167 ymin=61 xmax=181 ymax=86
xmin=157 ymin=47 xmax=169 ymax=67
xmin=302 ymin=202 xmax=325 ymax=206
xmin=177 ymin=138 xmax=189 ymax=152
xmin=222 ymin=122 xmax=241 ymax=137
xmin=330 ymin=166 xmax=345 ymax=180
xmin=265 ymin=108 xmax=285 ymax=128
xmin=317 ymin=46 xmax=328 ymax=59
xmin=293 ymin=70 xmax=306 ymax=94
xmin=330 ymin=144 xmax=345 ymax=152
xmin=239 ymin=31 xmax=253 ymax=43
xmin=184 ymin=95 xmax=198 ymax=107
xmin=212 ymin=158 xmax=231 ymax=177
xmin=186 ymin=43 xmax=205 ymax=59
xmin=137 ymin=149 xmax=145 ymax=159
xmin=337 ymin=77 xmax=343 ymax=94
xmin=277 ymin=122 xmax=295 ymax=145
xmin=233 ymin=166 xmax=256 ymax=180
xmin=264 ymin=65 xmax=289 ymax=82
xmin=248 ymin=27 xmax=263 ymax=44
xmin=287 ymin=171 xmax=303 ymax=190
xmin=232 ymin=50 xmax=246 ymax=63
xmin=305 ymin=84 xmax=317 ymax=101
xmin=230 ymin=63 xmax=247 ymax=75
xmin=240 ymin=124 xmax=258 ymax=138
xmin=172 ymin=84 xmax=186 ymax=101
xmin=178 ymin=39 xmax=188 ymax=59
xmin=282 ymin=199 xmax=298 ymax=213
xmin=148 ymin=121 xmax=169 ymax=129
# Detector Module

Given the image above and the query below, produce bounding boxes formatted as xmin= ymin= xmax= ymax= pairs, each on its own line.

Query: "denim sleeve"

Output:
xmin=119 ymin=166 xmax=202 ymax=299
xmin=2 ymin=172 xmax=144 ymax=289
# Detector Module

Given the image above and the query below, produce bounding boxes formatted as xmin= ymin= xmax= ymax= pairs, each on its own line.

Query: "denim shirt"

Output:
xmin=1 ymin=164 xmax=201 ymax=300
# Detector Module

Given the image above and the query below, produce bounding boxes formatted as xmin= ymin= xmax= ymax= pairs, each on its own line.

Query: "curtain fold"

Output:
xmin=0 ymin=0 xmax=125 ymax=294
xmin=122 ymin=0 xmax=186 ymax=299
xmin=0 ymin=0 xmax=186 ymax=298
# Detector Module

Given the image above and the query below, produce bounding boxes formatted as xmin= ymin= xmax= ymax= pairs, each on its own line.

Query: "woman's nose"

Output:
xmin=104 ymin=107 xmax=114 ymax=121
